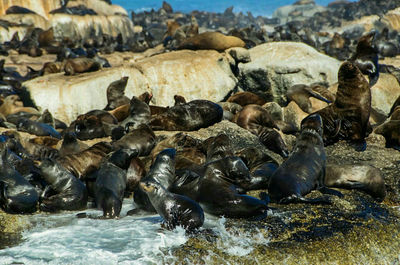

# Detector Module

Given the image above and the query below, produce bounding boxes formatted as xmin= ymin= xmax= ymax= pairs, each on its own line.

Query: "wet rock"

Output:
xmin=238 ymin=42 xmax=341 ymax=104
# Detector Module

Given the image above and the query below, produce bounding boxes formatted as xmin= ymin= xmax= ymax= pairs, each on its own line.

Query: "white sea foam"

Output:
xmin=0 ymin=201 xmax=270 ymax=264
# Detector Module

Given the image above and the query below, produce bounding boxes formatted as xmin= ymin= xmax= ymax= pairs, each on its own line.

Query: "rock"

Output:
xmin=272 ymin=1 xmax=326 ymax=24
xmin=23 ymin=50 xmax=237 ymax=124
xmin=238 ymin=42 xmax=341 ymax=104
xmin=226 ymin=47 xmax=251 ymax=64
xmin=263 ymin=102 xmax=283 ymax=121
xmin=283 ymin=101 xmax=308 ymax=130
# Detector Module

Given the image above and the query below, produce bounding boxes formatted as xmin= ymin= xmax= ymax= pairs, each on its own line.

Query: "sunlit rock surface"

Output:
xmin=238 ymin=42 xmax=341 ymax=104
xmin=23 ymin=50 xmax=237 ymax=124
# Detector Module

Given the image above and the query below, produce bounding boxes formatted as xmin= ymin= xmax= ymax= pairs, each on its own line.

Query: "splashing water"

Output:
xmin=0 ymin=200 xmax=270 ymax=264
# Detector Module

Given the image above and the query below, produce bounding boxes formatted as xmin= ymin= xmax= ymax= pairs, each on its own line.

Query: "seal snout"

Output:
xmin=301 ymin=113 xmax=323 ymax=131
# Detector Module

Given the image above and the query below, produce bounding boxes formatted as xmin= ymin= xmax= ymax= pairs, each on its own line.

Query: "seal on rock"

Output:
xmin=64 ymin=58 xmax=101 ymax=76
xmin=104 ymin=77 xmax=130 ymax=110
xmin=311 ymin=61 xmax=371 ymax=151
xmin=150 ymin=100 xmax=223 ymax=131
xmin=177 ymin=31 xmax=246 ymax=52
xmin=268 ymin=114 xmax=341 ymax=203
xmin=141 ymin=180 xmax=205 ymax=231
xmin=39 ymin=159 xmax=88 ymax=212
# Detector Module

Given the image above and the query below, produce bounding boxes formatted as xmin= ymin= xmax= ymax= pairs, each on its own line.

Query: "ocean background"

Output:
xmin=113 ymin=0 xmax=358 ymax=17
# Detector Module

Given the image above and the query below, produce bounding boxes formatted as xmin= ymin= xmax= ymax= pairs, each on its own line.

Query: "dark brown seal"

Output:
xmin=149 ymin=100 xmax=223 ymax=131
xmin=312 ymin=61 xmax=371 ymax=151
xmin=104 ymin=76 xmax=130 ymax=110
xmin=350 ymin=31 xmax=379 ymax=86
xmin=57 ymin=142 xmax=113 ymax=179
xmin=268 ymin=114 xmax=342 ymax=203
xmin=112 ymin=124 xmax=156 ymax=156
xmin=374 ymin=120 xmax=400 ymax=150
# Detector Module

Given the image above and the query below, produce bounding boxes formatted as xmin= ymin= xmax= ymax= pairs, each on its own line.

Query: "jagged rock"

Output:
xmin=238 ymin=42 xmax=341 ymax=104
xmin=23 ymin=50 xmax=237 ymax=124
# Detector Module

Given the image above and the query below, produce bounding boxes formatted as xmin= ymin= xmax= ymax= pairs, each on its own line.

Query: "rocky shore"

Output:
xmin=0 ymin=0 xmax=400 ymax=264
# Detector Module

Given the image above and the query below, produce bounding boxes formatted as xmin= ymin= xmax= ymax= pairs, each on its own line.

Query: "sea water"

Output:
xmin=0 ymin=199 xmax=270 ymax=264
xmin=113 ymin=0 xmax=358 ymax=17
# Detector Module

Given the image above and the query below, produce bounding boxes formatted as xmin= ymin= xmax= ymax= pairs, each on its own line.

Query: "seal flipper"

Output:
xmin=318 ymin=186 xmax=344 ymax=198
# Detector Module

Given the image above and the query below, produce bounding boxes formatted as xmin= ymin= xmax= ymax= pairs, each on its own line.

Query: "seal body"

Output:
xmin=112 ymin=124 xmax=155 ymax=156
xmin=177 ymin=32 xmax=245 ymax=51
xmin=64 ymin=58 xmax=101 ymax=75
xmin=94 ymin=161 xmax=127 ymax=218
xmin=133 ymin=148 xmax=177 ymax=212
xmin=104 ymin=77 xmax=130 ymax=110
xmin=0 ymin=152 xmax=38 ymax=214
xmin=325 ymin=164 xmax=386 ymax=201
xmin=141 ymin=181 xmax=204 ymax=231
xmin=150 ymin=100 xmax=223 ymax=131
xmin=268 ymin=114 xmax=327 ymax=203
xmin=312 ymin=61 xmax=371 ymax=150
xmin=39 ymin=159 xmax=88 ymax=212
xmin=16 ymin=118 xmax=61 ymax=139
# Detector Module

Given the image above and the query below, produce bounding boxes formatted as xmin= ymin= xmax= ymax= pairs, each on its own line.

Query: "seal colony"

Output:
xmin=0 ymin=0 xmax=400 ymax=263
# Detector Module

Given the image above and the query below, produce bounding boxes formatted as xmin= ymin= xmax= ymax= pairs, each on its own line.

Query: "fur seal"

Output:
xmin=150 ymin=100 xmax=223 ymax=131
xmin=236 ymin=147 xmax=279 ymax=191
xmin=70 ymin=110 xmax=118 ymax=140
xmin=268 ymin=114 xmax=341 ymax=203
xmin=350 ymin=31 xmax=379 ymax=86
xmin=16 ymin=118 xmax=61 ymax=139
xmin=108 ymin=104 xmax=130 ymax=122
xmin=57 ymin=142 xmax=113 ymax=180
xmin=64 ymin=58 xmax=101 ymax=76
xmin=94 ymin=161 xmax=127 ymax=218
xmin=171 ymin=158 xmax=268 ymax=218
xmin=202 ymin=133 xmax=234 ymax=162
xmin=325 ymin=163 xmax=386 ymax=201
xmin=126 ymin=157 xmax=146 ymax=194
xmin=104 ymin=77 xmax=130 ymax=110
xmin=0 ymin=95 xmax=39 ymax=117
xmin=374 ymin=120 xmax=400 ymax=150
xmin=311 ymin=61 xmax=371 ymax=151
xmin=120 ymin=95 xmax=151 ymax=129
xmin=234 ymin=104 xmax=288 ymax=157
xmin=286 ymin=84 xmax=332 ymax=113
xmin=141 ymin=180 xmax=204 ymax=231
xmin=58 ymin=132 xmax=88 ymax=157
xmin=177 ymin=32 xmax=245 ymax=52
xmin=226 ymin=91 xmax=267 ymax=106
xmin=39 ymin=159 xmax=88 ymax=212
xmin=0 ymin=150 xmax=39 ymax=214
xmin=112 ymin=124 xmax=155 ymax=156
xmin=132 ymin=148 xmax=177 ymax=213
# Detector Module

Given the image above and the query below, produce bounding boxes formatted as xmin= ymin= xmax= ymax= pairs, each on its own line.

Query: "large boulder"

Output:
xmin=238 ymin=42 xmax=341 ymax=104
xmin=23 ymin=50 xmax=237 ymax=124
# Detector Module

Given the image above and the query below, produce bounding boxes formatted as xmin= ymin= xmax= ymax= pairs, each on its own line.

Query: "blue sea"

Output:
xmin=113 ymin=0 xmax=358 ymax=17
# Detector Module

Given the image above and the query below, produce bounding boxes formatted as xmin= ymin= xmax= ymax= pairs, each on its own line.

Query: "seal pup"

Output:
xmin=325 ymin=164 xmax=386 ymax=201
xmin=94 ymin=161 xmax=127 ymax=218
xmin=141 ymin=180 xmax=204 ymax=231
xmin=312 ymin=61 xmax=371 ymax=151
xmin=39 ymin=159 xmax=88 ymax=212
xmin=268 ymin=114 xmax=342 ymax=203
xmin=104 ymin=77 xmax=130 ymax=110
xmin=16 ymin=118 xmax=61 ymax=139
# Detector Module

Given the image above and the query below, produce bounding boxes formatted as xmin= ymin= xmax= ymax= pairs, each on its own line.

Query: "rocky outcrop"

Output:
xmin=272 ymin=1 xmax=326 ymax=24
xmin=0 ymin=0 xmax=133 ymax=43
xmin=238 ymin=42 xmax=341 ymax=104
xmin=23 ymin=50 xmax=238 ymax=124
